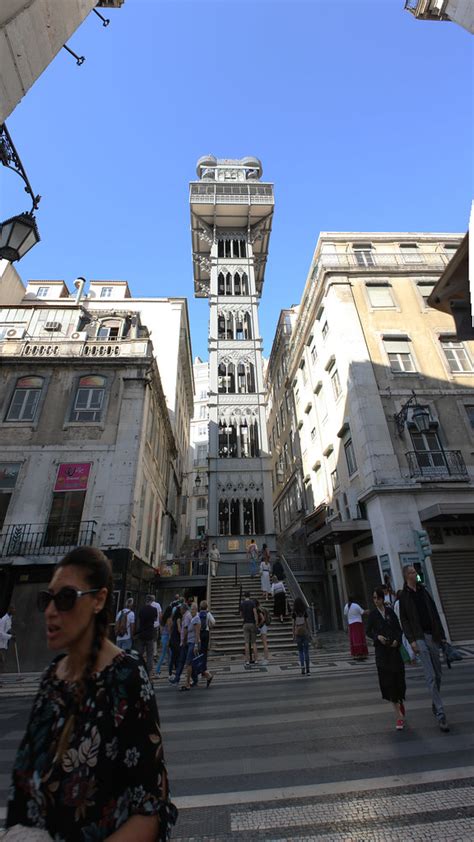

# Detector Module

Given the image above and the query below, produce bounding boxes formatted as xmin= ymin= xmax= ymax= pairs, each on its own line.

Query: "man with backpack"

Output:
xmin=115 ymin=598 xmax=135 ymax=652
xmin=240 ymin=590 xmax=258 ymax=666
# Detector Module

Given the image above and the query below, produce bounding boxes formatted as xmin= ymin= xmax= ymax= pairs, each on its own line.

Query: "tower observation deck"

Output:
xmin=189 ymin=156 xmax=276 ymax=562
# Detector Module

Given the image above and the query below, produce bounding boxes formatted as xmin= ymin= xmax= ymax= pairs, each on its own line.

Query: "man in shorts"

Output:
xmin=240 ymin=590 xmax=258 ymax=665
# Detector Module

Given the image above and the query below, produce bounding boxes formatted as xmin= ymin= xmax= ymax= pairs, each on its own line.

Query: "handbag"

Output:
xmin=191 ymin=653 xmax=206 ymax=674
xmin=442 ymin=641 xmax=463 ymax=668
xmin=399 ymin=643 xmax=411 ymax=664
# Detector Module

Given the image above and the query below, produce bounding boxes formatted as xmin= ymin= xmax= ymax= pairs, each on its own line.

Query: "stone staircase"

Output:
xmin=208 ymin=574 xmax=295 ymax=656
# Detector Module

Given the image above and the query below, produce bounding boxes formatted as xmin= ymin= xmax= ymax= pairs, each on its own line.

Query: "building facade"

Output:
xmin=274 ymin=232 xmax=474 ymax=638
xmin=190 ymin=156 xmax=275 ymax=564
xmin=187 ymin=356 xmax=210 ymax=541
xmin=0 ymin=276 xmax=193 ymax=667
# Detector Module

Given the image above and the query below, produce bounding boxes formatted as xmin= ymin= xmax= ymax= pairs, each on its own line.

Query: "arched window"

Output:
xmin=219 ymin=420 xmax=237 ymax=457
xmin=235 ymin=316 xmax=244 ymax=340
xmin=218 ymin=273 xmax=225 ymax=295
xmin=219 ymin=498 xmax=240 ymax=535
xmin=249 ymin=420 xmax=259 ymax=456
xmin=218 ymin=314 xmax=226 ymax=339
xmin=218 ymin=362 xmax=235 ymax=394
xmin=71 ymin=375 xmax=106 ymax=422
xmin=6 ymin=375 xmax=44 ymax=422
xmin=243 ymin=498 xmax=264 ymax=535
xmin=234 ymin=272 xmax=241 ymax=296
xmin=97 ymin=319 xmax=123 ymax=341
xmin=242 ymin=273 xmax=249 ymax=295
xmin=244 ymin=312 xmax=252 ymax=339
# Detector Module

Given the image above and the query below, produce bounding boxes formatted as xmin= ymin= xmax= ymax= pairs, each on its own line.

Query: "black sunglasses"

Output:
xmin=37 ymin=586 xmax=101 ymax=613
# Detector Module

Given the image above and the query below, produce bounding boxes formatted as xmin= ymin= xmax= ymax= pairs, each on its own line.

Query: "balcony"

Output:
xmin=315 ymin=251 xmax=449 ymax=275
xmin=189 ymin=183 xmax=274 ymax=205
xmin=0 ymin=338 xmax=152 ymax=360
xmin=0 ymin=521 xmax=97 ymax=557
xmin=406 ymin=450 xmax=469 ymax=481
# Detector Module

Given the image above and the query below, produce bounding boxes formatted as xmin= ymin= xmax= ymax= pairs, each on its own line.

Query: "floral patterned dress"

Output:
xmin=6 ymin=651 xmax=177 ymax=841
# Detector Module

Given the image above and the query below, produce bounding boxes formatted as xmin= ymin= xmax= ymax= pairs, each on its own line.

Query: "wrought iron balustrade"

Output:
xmin=406 ymin=450 xmax=468 ymax=480
xmin=315 ymin=251 xmax=448 ymax=274
xmin=0 ymin=520 xmax=97 ymax=557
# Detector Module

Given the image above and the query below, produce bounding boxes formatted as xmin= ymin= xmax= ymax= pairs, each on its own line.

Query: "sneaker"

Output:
xmin=306 ymin=669 xmax=310 ymax=675
xmin=396 ymin=719 xmax=405 ymax=730
xmin=439 ymin=716 xmax=450 ymax=732
xmin=244 ymin=661 xmax=252 ymax=666
xmin=261 ymin=659 xmax=268 ymax=666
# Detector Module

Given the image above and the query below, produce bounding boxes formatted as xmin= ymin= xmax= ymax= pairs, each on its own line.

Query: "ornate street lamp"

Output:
xmin=0 ymin=123 xmax=41 ymax=262
xmin=394 ymin=390 xmax=431 ymax=436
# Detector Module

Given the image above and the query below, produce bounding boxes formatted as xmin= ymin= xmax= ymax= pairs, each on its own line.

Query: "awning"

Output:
xmin=307 ymin=519 xmax=371 ymax=546
xmin=419 ymin=502 xmax=474 ymax=522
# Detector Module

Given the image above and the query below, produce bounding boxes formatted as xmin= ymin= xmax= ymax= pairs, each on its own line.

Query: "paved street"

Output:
xmin=1 ymin=647 xmax=474 ymax=840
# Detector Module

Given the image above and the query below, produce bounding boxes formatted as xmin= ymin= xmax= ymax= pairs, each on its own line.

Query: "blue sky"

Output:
xmin=3 ymin=0 xmax=472 ymax=360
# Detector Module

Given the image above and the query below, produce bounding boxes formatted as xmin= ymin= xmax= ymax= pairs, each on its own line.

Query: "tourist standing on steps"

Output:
xmin=240 ymin=590 xmax=258 ymax=665
xmin=209 ymin=543 xmax=221 ymax=577
xmin=292 ymin=596 xmax=311 ymax=675
xmin=366 ymin=587 xmax=407 ymax=731
xmin=344 ymin=596 xmax=369 ymax=661
xmin=260 ymin=545 xmax=272 ymax=601
xmin=399 ymin=564 xmax=450 ymax=733
xmin=272 ymin=576 xmax=287 ymax=622
xmin=255 ymin=599 xmax=270 ymax=665
xmin=247 ymin=539 xmax=259 ymax=578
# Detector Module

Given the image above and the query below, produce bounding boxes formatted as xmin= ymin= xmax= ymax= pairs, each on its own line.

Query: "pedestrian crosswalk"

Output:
xmin=1 ymin=652 xmax=473 ymax=839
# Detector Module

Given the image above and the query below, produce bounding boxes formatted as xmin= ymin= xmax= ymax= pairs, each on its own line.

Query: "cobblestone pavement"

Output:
xmin=1 ymin=645 xmax=473 ymax=840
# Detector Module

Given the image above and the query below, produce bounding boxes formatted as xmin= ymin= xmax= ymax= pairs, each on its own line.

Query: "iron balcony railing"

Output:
xmin=159 ymin=558 xmax=209 ymax=577
xmin=0 ymin=520 xmax=97 ymax=557
xmin=313 ymin=251 xmax=449 ymax=276
xmin=406 ymin=450 xmax=469 ymax=480
xmin=190 ymin=183 xmax=274 ymax=205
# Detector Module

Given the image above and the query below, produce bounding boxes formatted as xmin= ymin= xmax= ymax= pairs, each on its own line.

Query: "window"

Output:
xmin=465 ymin=405 xmax=474 ymax=429
xmin=330 ymin=468 xmax=339 ymax=490
xmin=383 ymin=338 xmax=415 ymax=373
xmin=322 ymin=321 xmax=329 ymax=339
xmin=366 ymin=284 xmax=395 ymax=308
xmin=197 ymin=497 xmax=206 ymax=510
xmin=276 ymin=416 xmax=281 ymax=437
xmin=70 ymin=375 xmax=106 ymax=422
xmin=97 ymin=324 xmax=120 ymax=341
xmin=295 ymin=387 xmax=300 ymax=404
xmin=100 ymin=287 xmax=113 ymax=298
xmin=196 ymin=517 xmax=206 ymax=538
xmin=310 ymin=345 xmax=317 ymax=364
xmin=440 ymin=339 xmax=472 ymax=373
xmin=310 ymin=427 xmax=316 ymax=441
xmin=417 ymin=281 xmax=436 ymax=303
xmin=400 ymin=243 xmax=422 ymax=264
xmin=6 ymin=376 xmax=44 ymax=422
xmin=331 ymin=369 xmax=342 ymax=399
xmin=196 ymin=444 xmax=207 ymax=461
xmin=198 ymin=425 xmax=207 ymax=438
xmin=344 ymin=439 xmax=357 ymax=475
xmin=444 ymin=243 xmax=458 ymax=258
xmin=0 ymin=462 xmax=21 ymax=530
xmin=353 ymin=244 xmax=375 ymax=267
xmin=411 ymin=430 xmax=448 ymax=474
xmin=280 ymin=403 xmax=285 ymax=429
xmin=199 ymin=405 xmax=207 ymax=419
xmin=37 ymin=287 xmax=49 ymax=298
xmin=199 ymin=389 xmax=207 ymax=400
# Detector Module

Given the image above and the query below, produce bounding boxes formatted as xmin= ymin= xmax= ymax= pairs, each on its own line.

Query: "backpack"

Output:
xmin=199 ymin=610 xmax=208 ymax=633
xmin=116 ymin=609 xmax=129 ymax=637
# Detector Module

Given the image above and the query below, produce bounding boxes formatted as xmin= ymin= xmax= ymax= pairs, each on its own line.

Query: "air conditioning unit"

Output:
xmin=71 ymin=331 xmax=88 ymax=341
xmin=5 ymin=327 xmax=26 ymax=340
xmin=45 ymin=321 xmax=62 ymax=332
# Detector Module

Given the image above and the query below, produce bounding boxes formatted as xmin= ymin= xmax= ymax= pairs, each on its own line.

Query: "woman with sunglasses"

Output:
xmin=6 ymin=546 xmax=177 ymax=841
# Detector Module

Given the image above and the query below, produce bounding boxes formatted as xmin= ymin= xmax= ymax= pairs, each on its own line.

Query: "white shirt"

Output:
xmin=151 ymin=601 xmax=162 ymax=629
xmin=209 ymin=548 xmax=220 ymax=562
xmin=344 ymin=602 xmax=365 ymax=624
xmin=0 ymin=613 xmax=12 ymax=649
xmin=115 ymin=608 xmax=135 ymax=641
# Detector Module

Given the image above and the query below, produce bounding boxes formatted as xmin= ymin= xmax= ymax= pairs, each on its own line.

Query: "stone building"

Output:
xmin=0 ymin=1 xmax=124 ymax=123
xmin=273 ymin=232 xmax=474 ymax=639
xmin=0 ymin=276 xmax=193 ymax=668
xmin=187 ymin=356 xmax=210 ymax=542
xmin=189 ymin=156 xmax=275 ymax=566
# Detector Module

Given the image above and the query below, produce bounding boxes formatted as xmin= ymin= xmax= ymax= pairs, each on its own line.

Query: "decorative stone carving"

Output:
xmin=217 ymin=472 xmax=263 ymax=499
xmin=216 ymin=230 xmax=248 ymax=241
xmin=218 ymin=350 xmax=254 ymax=366
xmin=216 ymin=264 xmax=249 ymax=277
xmin=193 ymin=253 xmax=212 ymax=273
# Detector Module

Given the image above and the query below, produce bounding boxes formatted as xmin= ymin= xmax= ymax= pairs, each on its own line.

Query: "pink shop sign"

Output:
xmin=54 ymin=462 xmax=91 ymax=492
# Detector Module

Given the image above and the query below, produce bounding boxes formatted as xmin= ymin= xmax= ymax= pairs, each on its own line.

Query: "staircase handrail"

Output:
xmin=279 ymin=552 xmax=317 ymax=636
xmin=205 ymin=549 xmax=212 ymax=610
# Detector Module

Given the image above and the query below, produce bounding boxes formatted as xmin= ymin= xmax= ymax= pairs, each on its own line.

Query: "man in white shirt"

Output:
xmin=115 ymin=598 xmax=135 ymax=652
xmin=150 ymin=595 xmax=162 ymax=658
xmin=0 ymin=605 xmax=14 ymax=680
xmin=209 ymin=543 xmax=221 ymax=577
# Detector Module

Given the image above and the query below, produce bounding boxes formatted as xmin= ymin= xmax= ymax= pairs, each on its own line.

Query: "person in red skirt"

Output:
xmin=344 ymin=595 xmax=369 ymax=660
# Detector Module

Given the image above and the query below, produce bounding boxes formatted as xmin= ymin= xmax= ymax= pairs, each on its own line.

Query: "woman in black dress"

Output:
xmin=6 ymin=547 xmax=177 ymax=841
xmin=366 ymin=586 xmax=407 ymax=731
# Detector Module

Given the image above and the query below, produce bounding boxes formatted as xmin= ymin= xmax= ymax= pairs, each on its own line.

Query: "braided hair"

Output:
xmin=53 ymin=547 xmax=113 ymax=762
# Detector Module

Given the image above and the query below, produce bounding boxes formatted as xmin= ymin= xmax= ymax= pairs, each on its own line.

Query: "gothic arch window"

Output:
xmin=234 ymin=273 xmax=241 ymax=296
xmin=244 ymin=312 xmax=252 ymax=339
xmin=226 ymin=273 xmax=232 ymax=295
xmin=218 ymin=314 xmax=226 ymax=339
xmin=218 ymin=419 xmax=237 ymax=457
xmin=242 ymin=273 xmax=249 ymax=295
xmin=235 ymin=315 xmax=243 ymax=340
xmin=238 ymin=418 xmax=260 ymax=457
xmin=243 ymin=498 xmax=265 ymax=535
xmin=219 ymin=498 xmax=240 ymax=535
xmin=218 ymin=272 xmax=225 ymax=295
xmin=236 ymin=361 xmax=255 ymax=394
xmin=218 ymin=361 xmax=235 ymax=393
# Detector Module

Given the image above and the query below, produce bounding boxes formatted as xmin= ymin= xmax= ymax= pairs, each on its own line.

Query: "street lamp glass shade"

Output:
xmin=0 ymin=212 xmax=40 ymax=262
xmin=412 ymin=405 xmax=431 ymax=433
xmin=195 ymin=474 xmax=201 ymax=487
